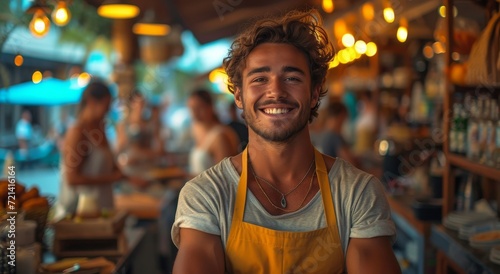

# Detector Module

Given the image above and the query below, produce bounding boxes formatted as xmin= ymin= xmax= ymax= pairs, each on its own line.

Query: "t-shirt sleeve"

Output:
xmin=349 ymin=176 xmax=396 ymax=241
xmin=171 ymin=179 xmax=221 ymax=248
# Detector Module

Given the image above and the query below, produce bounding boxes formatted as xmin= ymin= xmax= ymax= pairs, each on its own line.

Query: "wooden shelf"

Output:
xmin=447 ymin=153 xmax=500 ymax=181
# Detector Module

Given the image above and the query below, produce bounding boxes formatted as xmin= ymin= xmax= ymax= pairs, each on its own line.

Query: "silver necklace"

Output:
xmin=249 ymin=158 xmax=315 ymax=208
xmin=253 ymin=171 xmax=315 ymax=213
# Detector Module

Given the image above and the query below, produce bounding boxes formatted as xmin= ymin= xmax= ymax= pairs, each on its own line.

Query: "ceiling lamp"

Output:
xmin=322 ymin=0 xmax=334 ymax=13
xmin=52 ymin=0 xmax=71 ymax=26
xmin=97 ymin=0 xmax=140 ymax=19
xmin=362 ymin=3 xmax=374 ymax=21
xmin=133 ymin=10 xmax=170 ymax=36
xmin=397 ymin=18 xmax=408 ymax=43
xmin=27 ymin=1 xmax=51 ymax=38
xmin=383 ymin=1 xmax=395 ymax=23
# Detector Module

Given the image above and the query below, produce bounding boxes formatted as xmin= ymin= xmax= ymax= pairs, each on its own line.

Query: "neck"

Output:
xmin=246 ymin=129 xmax=315 ymax=184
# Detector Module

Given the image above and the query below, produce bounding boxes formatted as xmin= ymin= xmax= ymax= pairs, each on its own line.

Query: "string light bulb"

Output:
xmin=366 ymin=42 xmax=378 ymax=57
xmin=354 ymin=40 xmax=367 ymax=54
xmin=14 ymin=54 xmax=24 ymax=67
xmin=383 ymin=1 xmax=395 ymax=23
xmin=341 ymin=33 xmax=355 ymax=48
xmin=397 ymin=18 xmax=408 ymax=43
xmin=32 ymin=71 xmax=43 ymax=84
xmin=29 ymin=9 xmax=50 ymax=38
xmin=52 ymin=0 xmax=71 ymax=26
xmin=322 ymin=0 xmax=334 ymax=13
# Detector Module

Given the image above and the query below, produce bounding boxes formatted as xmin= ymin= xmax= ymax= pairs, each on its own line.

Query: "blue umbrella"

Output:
xmin=0 ymin=78 xmax=87 ymax=105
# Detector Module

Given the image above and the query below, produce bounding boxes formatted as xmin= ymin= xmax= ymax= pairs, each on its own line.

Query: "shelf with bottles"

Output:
xmin=448 ymin=86 xmax=499 ymax=170
xmin=448 ymin=154 xmax=500 ymax=182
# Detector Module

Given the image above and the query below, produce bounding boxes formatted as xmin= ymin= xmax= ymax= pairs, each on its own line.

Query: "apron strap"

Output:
xmin=314 ymin=148 xmax=337 ymax=228
xmin=231 ymin=147 xmax=249 ymax=224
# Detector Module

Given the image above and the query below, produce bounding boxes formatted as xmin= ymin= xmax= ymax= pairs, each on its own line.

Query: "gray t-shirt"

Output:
xmin=172 ymin=157 xmax=396 ymax=255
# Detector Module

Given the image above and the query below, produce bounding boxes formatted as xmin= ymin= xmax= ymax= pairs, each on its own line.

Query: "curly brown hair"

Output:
xmin=222 ymin=9 xmax=335 ymax=123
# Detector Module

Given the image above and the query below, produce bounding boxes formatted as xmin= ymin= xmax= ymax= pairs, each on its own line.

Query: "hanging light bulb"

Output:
xmin=354 ymin=40 xmax=367 ymax=54
xmin=383 ymin=1 xmax=395 ymax=23
xmin=397 ymin=18 xmax=408 ymax=43
xmin=52 ymin=0 xmax=71 ymax=26
xmin=322 ymin=0 xmax=334 ymax=13
xmin=29 ymin=9 xmax=50 ymax=38
xmin=32 ymin=71 xmax=43 ymax=84
xmin=14 ymin=54 xmax=23 ymax=67
xmin=366 ymin=42 xmax=378 ymax=57
xmin=341 ymin=33 xmax=355 ymax=48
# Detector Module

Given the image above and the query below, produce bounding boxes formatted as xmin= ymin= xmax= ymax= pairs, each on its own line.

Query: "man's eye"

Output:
xmin=252 ymin=77 xmax=266 ymax=82
xmin=285 ymin=77 xmax=300 ymax=82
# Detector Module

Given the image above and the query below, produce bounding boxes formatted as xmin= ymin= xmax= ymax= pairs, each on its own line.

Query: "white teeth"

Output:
xmin=264 ymin=108 xmax=289 ymax=114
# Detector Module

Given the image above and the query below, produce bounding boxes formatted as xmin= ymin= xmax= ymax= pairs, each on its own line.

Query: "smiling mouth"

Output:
xmin=262 ymin=108 xmax=291 ymax=114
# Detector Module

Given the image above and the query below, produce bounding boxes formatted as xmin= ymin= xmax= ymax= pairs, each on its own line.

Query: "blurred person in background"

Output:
xmin=354 ymin=91 xmax=377 ymax=155
xmin=187 ymin=89 xmax=239 ymax=176
xmin=318 ymin=101 xmax=360 ymax=167
xmin=15 ymin=109 xmax=33 ymax=158
xmin=173 ymin=9 xmax=399 ymax=274
xmin=226 ymin=102 xmax=248 ymax=152
xmin=54 ymin=81 xmax=142 ymax=220
xmin=116 ymin=90 xmax=165 ymax=169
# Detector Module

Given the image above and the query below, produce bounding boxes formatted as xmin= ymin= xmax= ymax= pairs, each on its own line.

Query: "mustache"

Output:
xmin=256 ymin=99 xmax=299 ymax=109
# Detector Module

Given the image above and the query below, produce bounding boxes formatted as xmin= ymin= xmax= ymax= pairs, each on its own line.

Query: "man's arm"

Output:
xmin=173 ymin=228 xmax=225 ymax=274
xmin=346 ymin=236 xmax=401 ymax=274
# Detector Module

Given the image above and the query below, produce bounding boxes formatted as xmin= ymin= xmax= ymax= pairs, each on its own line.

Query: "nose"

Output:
xmin=266 ymin=76 xmax=287 ymax=99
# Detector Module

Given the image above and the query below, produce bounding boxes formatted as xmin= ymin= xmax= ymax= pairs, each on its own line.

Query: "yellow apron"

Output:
xmin=225 ymin=148 xmax=345 ymax=274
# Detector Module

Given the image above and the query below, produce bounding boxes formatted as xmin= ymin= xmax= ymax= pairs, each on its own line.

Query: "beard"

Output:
xmin=242 ymin=97 xmax=311 ymax=143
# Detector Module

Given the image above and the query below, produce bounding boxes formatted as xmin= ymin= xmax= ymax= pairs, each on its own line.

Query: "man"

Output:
xmin=172 ymin=9 xmax=400 ymax=274
xmin=318 ymin=101 xmax=360 ymax=167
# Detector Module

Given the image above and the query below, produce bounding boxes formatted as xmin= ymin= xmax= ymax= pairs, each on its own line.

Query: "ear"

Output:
xmin=310 ymin=85 xmax=321 ymax=108
xmin=234 ymin=87 xmax=243 ymax=109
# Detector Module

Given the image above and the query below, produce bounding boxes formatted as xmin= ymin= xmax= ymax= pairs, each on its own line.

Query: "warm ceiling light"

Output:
xmin=362 ymin=3 xmax=374 ymax=21
xmin=383 ymin=7 xmax=395 ymax=23
xmin=97 ymin=0 xmax=140 ymax=19
xmin=26 ymin=2 xmax=51 ymax=38
xmin=341 ymin=33 xmax=355 ymax=48
xmin=354 ymin=40 xmax=367 ymax=54
xmin=133 ymin=23 xmax=170 ymax=36
xmin=14 ymin=54 xmax=24 ymax=67
xmin=366 ymin=42 xmax=378 ymax=57
xmin=322 ymin=0 xmax=334 ymax=13
xmin=29 ymin=9 xmax=50 ymax=38
xmin=32 ymin=71 xmax=43 ymax=84
xmin=133 ymin=9 xmax=170 ymax=36
xmin=397 ymin=18 xmax=408 ymax=43
xmin=333 ymin=19 xmax=347 ymax=40
xmin=52 ymin=0 xmax=71 ymax=26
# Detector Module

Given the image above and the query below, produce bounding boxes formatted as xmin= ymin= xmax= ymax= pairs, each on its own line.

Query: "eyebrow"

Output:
xmin=245 ymin=66 xmax=306 ymax=77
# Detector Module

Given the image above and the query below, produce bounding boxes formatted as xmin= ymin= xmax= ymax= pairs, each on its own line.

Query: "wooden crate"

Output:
xmin=53 ymin=233 xmax=127 ymax=258
xmin=53 ymin=211 xmax=127 ymax=239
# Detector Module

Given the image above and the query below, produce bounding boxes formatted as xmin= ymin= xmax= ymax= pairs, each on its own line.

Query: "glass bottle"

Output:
xmin=467 ymin=99 xmax=480 ymax=160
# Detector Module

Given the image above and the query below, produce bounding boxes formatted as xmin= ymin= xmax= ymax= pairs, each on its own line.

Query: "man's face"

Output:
xmin=234 ymin=43 xmax=318 ymax=143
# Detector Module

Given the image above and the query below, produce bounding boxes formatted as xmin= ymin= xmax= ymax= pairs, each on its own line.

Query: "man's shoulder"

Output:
xmin=329 ymin=158 xmax=375 ymax=188
xmin=183 ymin=158 xmax=237 ymax=195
